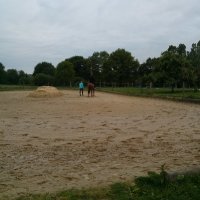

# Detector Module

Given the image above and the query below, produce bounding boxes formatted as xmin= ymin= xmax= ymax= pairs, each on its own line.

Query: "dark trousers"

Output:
xmin=80 ymin=88 xmax=83 ymax=96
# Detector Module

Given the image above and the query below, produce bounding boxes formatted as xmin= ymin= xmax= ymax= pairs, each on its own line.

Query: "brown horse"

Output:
xmin=87 ymin=82 xmax=95 ymax=97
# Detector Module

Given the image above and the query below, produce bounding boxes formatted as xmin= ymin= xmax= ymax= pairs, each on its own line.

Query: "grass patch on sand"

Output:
xmin=15 ymin=172 xmax=200 ymax=200
xmin=98 ymin=87 xmax=200 ymax=103
xmin=0 ymin=84 xmax=36 ymax=91
xmin=0 ymin=85 xmax=73 ymax=92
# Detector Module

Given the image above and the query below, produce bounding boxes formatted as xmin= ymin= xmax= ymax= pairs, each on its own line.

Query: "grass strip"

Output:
xmin=0 ymin=85 xmax=36 ymax=91
xmin=15 ymin=172 xmax=200 ymax=200
xmin=97 ymin=87 xmax=200 ymax=103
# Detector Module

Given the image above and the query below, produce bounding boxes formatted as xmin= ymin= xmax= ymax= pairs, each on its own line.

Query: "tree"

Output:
xmin=0 ymin=62 xmax=7 ymax=84
xmin=33 ymin=62 xmax=55 ymax=86
xmin=154 ymin=43 xmax=194 ymax=91
xmin=66 ymin=56 xmax=88 ymax=81
xmin=18 ymin=70 xmax=33 ymax=85
xmin=33 ymin=62 xmax=55 ymax=76
xmin=177 ymin=43 xmax=186 ymax=57
xmin=6 ymin=69 xmax=19 ymax=85
xmin=87 ymin=51 xmax=110 ymax=84
xmin=159 ymin=51 xmax=184 ymax=91
xmin=101 ymin=59 xmax=116 ymax=84
xmin=106 ymin=49 xmax=139 ymax=85
xmin=187 ymin=41 xmax=200 ymax=88
xmin=138 ymin=58 xmax=159 ymax=87
xmin=180 ymin=59 xmax=193 ymax=89
xmin=34 ymin=73 xmax=55 ymax=86
xmin=55 ymin=61 xmax=75 ymax=86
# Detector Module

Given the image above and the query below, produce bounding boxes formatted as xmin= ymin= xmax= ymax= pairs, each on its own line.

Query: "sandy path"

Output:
xmin=0 ymin=90 xmax=200 ymax=199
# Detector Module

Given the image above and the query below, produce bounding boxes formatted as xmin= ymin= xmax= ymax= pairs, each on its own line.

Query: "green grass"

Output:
xmin=97 ymin=87 xmax=200 ymax=103
xmin=0 ymin=84 xmax=36 ymax=91
xmin=15 ymin=172 xmax=200 ymax=200
xmin=0 ymin=84 xmax=76 ymax=91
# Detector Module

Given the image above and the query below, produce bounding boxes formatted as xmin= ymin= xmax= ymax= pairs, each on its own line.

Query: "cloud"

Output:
xmin=0 ymin=0 xmax=200 ymax=73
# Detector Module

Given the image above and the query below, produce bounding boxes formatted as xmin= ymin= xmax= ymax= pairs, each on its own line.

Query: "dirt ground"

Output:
xmin=0 ymin=90 xmax=200 ymax=199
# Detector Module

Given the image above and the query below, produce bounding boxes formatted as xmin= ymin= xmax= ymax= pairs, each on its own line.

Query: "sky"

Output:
xmin=0 ymin=0 xmax=200 ymax=74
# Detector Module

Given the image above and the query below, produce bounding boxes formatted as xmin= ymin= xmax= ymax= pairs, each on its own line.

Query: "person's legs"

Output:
xmin=80 ymin=88 xmax=83 ymax=96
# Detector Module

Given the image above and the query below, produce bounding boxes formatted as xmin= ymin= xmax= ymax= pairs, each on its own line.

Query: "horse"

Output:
xmin=87 ymin=82 xmax=95 ymax=97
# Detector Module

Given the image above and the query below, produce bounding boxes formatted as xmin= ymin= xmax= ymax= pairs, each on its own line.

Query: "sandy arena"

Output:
xmin=0 ymin=90 xmax=200 ymax=199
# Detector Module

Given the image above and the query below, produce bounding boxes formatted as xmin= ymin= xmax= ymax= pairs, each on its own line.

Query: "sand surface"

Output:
xmin=0 ymin=90 xmax=200 ymax=199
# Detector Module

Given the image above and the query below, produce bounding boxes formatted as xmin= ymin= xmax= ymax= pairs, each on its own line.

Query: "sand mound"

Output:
xmin=28 ymin=86 xmax=63 ymax=98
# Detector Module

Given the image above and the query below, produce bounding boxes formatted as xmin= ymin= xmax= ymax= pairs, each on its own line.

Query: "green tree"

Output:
xmin=187 ymin=41 xmax=200 ymax=88
xmin=66 ymin=56 xmax=88 ymax=81
xmin=0 ymin=62 xmax=7 ymax=84
xmin=107 ymin=49 xmax=139 ymax=85
xmin=56 ymin=61 xmax=75 ymax=86
xmin=177 ymin=43 xmax=186 ymax=56
xmin=87 ymin=51 xmax=110 ymax=84
xmin=180 ymin=59 xmax=193 ymax=89
xmin=18 ymin=70 xmax=26 ymax=84
xmin=33 ymin=62 xmax=55 ymax=86
xmin=6 ymin=69 xmax=19 ymax=85
xmin=155 ymin=43 xmax=193 ymax=90
xmin=138 ymin=58 xmax=159 ymax=87
xmin=33 ymin=62 xmax=55 ymax=76
xmin=101 ymin=59 xmax=116 ymax=84
xmin=34 ymin=73 xmax=55 ymax=86
xmin=159 ymin=51 xmax=184 ymax=91
xmin=18 ymin=70 xmax=32 ymax=85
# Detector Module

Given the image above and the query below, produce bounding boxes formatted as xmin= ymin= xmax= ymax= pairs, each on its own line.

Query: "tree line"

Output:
xmin=0 ymin=40 xmax=200 ymax=91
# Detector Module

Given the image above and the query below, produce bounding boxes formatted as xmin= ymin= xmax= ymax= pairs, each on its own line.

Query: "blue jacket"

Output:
xmin=79 ymin=82 xmax=84 ymax=89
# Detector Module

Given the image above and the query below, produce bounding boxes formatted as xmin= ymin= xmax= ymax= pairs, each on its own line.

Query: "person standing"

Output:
xmin=79 ymin=81 xmax=84 ymax=96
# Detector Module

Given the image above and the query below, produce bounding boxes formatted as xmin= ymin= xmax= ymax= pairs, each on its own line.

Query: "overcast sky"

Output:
xmin=0 ymin=0 xmax=200 ymax=73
